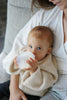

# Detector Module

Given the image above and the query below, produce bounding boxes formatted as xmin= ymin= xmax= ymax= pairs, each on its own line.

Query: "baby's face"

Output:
xmin=27 ymin=36 xmax=50 ymax=61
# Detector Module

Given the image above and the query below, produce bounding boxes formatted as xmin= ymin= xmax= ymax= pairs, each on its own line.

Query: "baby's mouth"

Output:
xmin=34 ymin=55 xmax=37 ymax=59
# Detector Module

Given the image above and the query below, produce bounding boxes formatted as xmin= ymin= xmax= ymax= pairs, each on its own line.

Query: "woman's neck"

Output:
xmin=63 ymin=9 xmax=67 ymax=19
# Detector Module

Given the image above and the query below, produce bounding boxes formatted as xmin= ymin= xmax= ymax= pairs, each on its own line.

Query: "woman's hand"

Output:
xmin=24 ymin=57 xmax=38 ymax=75
xmin=9 ymin=75 xmax=28 ymax=100
xmin=9 ymin=86 xmax=28 ymax=100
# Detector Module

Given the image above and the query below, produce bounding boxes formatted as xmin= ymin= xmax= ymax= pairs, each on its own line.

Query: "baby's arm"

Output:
xmin=19 ymin=55 xmax=58 ymax=92
xmin=24 ymin=57 xmax=38 ymax=75
xmin=7 ymin=56 xmax=21 ymax=74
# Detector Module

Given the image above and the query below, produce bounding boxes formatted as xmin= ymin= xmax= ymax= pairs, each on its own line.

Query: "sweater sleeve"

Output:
xmin=19 ymin=55 xmax=58 ymax=92
xmin=3 ymin=10 xmax=42 ymax=74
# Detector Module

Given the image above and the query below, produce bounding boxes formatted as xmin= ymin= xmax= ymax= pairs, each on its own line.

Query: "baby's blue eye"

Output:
xmin=29 ymin=45 xmax=32 ymax=48
xmin=37 ymin=47 xmax=41 ymax=50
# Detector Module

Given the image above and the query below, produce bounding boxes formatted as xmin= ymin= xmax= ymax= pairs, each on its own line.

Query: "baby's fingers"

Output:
xmin=23 ymin=67 xmax=31 ymax=71
xmin=26 ymin=59 xmax=33 ymax=67
xmin=30 ymin=57 xmax=37 ymax=63
xmin=14 ymin=56 xmax=19 ymax=68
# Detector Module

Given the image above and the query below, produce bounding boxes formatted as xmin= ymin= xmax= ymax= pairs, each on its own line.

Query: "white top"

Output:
xmin=3 ymin=6 xmax=67 ymax=74
xmin=3 ymin=6 xmax=67 ymax=97
xmin=64 ymin=41 xmax=67 ymax=54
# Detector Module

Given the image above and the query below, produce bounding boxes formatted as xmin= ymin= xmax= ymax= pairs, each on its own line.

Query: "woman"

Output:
xmin=3 ymin=0 xmax=67 ymax=100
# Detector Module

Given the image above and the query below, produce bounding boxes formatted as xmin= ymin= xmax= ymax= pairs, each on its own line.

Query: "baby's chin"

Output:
xmin=37 ymin=57 xmax=42 ymax=61
xmin=38 ymin=56 xmax=46 ymax=61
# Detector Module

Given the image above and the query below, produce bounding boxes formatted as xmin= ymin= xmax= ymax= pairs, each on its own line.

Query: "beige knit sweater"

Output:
xmin=3 ymin=48 xmax=58 ymax=96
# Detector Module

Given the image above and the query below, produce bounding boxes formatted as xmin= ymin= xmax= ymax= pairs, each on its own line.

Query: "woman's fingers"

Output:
xmin=21 ymin=94 xmax=28 ymax=100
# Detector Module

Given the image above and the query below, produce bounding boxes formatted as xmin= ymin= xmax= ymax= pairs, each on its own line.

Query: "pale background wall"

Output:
xmin=0 ymin=0 xmax=7 ymax=52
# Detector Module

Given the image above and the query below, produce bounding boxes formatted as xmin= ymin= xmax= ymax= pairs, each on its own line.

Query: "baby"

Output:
xmin=4 ymin=26 xmax=58 ymax=100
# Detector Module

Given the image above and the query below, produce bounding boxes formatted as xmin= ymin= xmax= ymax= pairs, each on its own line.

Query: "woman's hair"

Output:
xmin=31 ymin=0 xmax=55 ymax=11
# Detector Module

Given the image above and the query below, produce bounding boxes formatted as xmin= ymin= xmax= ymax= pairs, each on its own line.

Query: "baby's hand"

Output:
xmin=14 ymin=56 xmax=19 ymax=68
xmin=25 ymin=57 xmax=38 ymax=75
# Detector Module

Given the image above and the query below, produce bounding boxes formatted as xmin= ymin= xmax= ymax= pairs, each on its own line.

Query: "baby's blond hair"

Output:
xmin=28 ymin=26 xmax=54 ymax=47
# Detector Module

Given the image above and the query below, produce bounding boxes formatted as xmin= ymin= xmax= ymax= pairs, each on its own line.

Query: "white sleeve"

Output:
xmin=3 ymin=9 xmax=42 ymax=74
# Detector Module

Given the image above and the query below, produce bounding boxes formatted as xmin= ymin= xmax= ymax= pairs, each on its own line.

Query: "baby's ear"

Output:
xmin=47 ymin=47 xmax=52 ymax=54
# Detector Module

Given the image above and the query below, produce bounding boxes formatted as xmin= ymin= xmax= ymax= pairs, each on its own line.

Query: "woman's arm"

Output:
xmin=9 ymin=74 xmax=28 ymax=100
xmin=3 ymin=9 xmax=41 ymax=72
xmin=3 ymin=9 xmax=43 ymax=99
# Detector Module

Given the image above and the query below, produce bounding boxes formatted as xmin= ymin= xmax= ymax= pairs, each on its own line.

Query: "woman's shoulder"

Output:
xmin=33 ymin=6 xmax=61 ymax=25
xmin=35 ymin=6 xmax=60 ymax=17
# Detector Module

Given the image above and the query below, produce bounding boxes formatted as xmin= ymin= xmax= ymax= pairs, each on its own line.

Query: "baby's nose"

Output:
xmin=32 ymin=49 xmax=36 ymax=55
